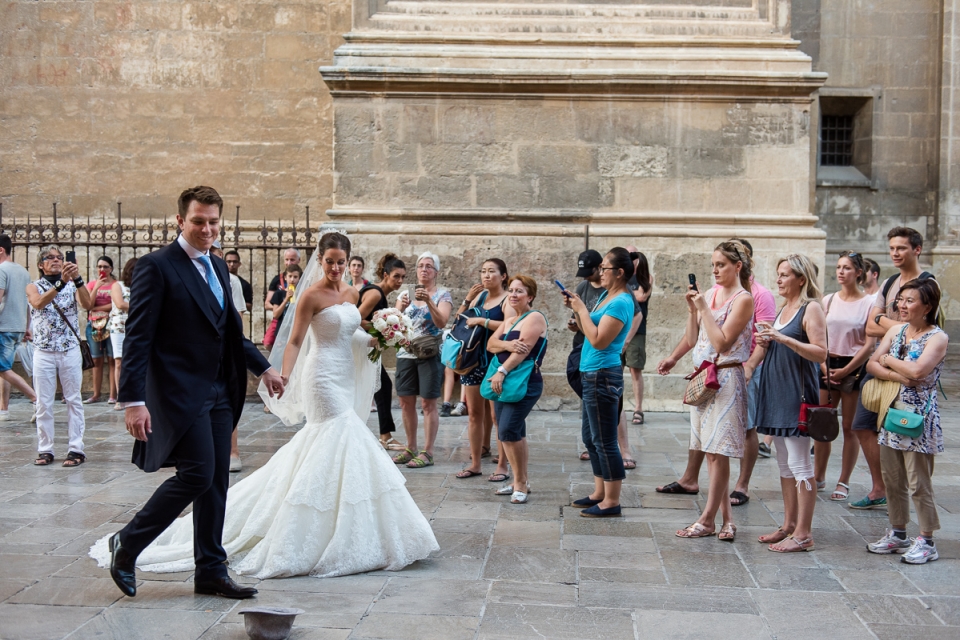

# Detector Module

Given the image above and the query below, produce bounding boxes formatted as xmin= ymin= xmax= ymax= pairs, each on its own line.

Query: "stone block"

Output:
xmin=476 ymin=174 xmax=537 ymax=208
xmin=518 ymin=145 xmax=596 ymax=177
xmin=598 ymin=145 xmax=671 ymax=178
xmin=538 ymin=175 xmax=612 ymax=209
xmin=478 ymin=603 xmax=634 ymax=640
xmin=679 ymin=147 xmax=745 ymax=178
xmin=441 ymin=105 xmax=496 ymax=144
xmin=421 ymin=143 xmax=513 ymax=176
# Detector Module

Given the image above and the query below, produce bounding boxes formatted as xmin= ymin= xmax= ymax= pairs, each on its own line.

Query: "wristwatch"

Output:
xmin=497 ymin=366 xmax=509 ymax=376
xmin=874 ymin=314 xmax=883 ymax=325
xmin=53 ymin=279 xmax=66 ymax=292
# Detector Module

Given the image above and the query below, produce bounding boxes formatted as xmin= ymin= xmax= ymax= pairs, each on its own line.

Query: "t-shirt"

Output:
xmin=229 ymin=274 xmax=246 ymax=314
xmin=86 ymin=280 xmax=114 ymax=307
xmin=270 ymin=288 xmax=292 ymax=326
xmin=823 ymin=292 xmax=874 ymax=357
xmin=571 ymin=280 xmax=606 ymax=350
xmin=268 ymin=273 xmax=286 ymax=296
xmin=579 ymin=292 xmax=635 ymax=372
xmin=397 ymin=287 xmax=453 ymax=360
xmin=237 ymin=275 xmax=253 ymax=306
xmin=0 ymin=260 xmax=31 ymax=332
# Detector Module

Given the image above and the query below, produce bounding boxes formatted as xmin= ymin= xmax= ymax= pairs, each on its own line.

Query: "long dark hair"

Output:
xmin=605 ymin=247 xmax=636 ymax=282
xmin=633 ymin=252 xmax=651 ymax=293
xmin=376 ymin=253 xmax=406 ymax=280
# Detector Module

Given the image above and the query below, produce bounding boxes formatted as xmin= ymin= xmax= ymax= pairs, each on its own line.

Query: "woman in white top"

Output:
xmin=813 ymin=251 xmax=876 ymax=501
xmin=109 ymin=258 xmax=137 ymax=410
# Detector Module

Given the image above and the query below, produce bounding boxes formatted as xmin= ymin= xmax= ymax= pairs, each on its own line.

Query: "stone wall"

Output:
xmin=0 ymin=0 xmax=348 ymax=219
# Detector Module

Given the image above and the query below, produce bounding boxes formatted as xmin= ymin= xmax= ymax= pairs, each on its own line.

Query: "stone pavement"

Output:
xmin=1 ymin=396 xmax=959 ymax=640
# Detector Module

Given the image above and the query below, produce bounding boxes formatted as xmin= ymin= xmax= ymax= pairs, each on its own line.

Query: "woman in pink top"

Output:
xmin=814 ymin=251 xmax=876 ymax=501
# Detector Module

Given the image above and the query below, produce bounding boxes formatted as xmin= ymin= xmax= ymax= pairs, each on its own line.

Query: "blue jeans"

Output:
xmin=581 ymin=367 xmax=625 ymax=481
xmin=0 ymin=331 xmax=23 ymax=372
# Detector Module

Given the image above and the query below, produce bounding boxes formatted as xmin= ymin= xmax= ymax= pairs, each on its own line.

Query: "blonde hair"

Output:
xmin=777 ymin=254 xmax=822 ymax=303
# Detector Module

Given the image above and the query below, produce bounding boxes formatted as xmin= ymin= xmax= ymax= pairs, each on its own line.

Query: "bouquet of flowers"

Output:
xmin=367 ymin=308 xmax=416 ymax=362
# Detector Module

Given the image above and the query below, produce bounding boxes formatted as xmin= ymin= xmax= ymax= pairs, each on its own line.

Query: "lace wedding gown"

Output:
xmin=90 ymin=303 xmax=438 ymax=579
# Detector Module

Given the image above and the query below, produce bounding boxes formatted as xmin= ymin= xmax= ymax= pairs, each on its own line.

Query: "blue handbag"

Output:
xmin=441 ymin=292 xmax=487 ymax=374
xmin=883 ymin=393 xmax=934 ymax=439
xmin=480 ymin=312 xmax=547 ymax=403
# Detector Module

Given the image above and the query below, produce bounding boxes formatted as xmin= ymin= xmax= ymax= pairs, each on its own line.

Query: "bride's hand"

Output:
xmin=369 ymin=337 xmax=378 ymax=348
xmin=261 ymin=368 xmax=285 ymax=398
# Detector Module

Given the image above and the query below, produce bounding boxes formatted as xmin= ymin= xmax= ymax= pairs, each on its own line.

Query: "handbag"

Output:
xmin=51 ymin=300 xmax=95 ymax=371
xmin=883 ymin=390 xmax=934 ymax=438
xmin=797 ymin=303 xmax=839 ymax=442
xmin=682 ymin=360 xmax=720 ymax=406
xmin=89 ymin=311 xmax=111 ymax=342
xmin=860 ymin=325 xmax=909 ymax=429
xmin=407 ymin=334 xmax=442 ymax=360
xmin=441 ymin=292 xmax=488 ymax=373
xmin=480 ymin=312 xmax=547 ymax=403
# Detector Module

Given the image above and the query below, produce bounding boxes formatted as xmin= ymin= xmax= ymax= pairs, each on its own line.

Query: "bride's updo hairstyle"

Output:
xmin=376 ymin=253 xmax=406 ymax=279
xmin=318 ymin=231 xmax=351 ymax=257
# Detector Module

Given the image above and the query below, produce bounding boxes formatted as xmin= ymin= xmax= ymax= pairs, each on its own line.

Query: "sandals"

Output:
xmin=622 ymin=458 xmax=637 ymax=470
xmin=511 ymin=490 xmax=529 ymax=504
xmin=456 ymin=469 xmax=483 ymax=479
xmin=481 ymin=446 xmax=491 ymax=458
xmin=676 ymin=523 xmax=715 ymax=538
xmin=496 ymin=484 xmax=532 ymax=496
xmin=758 ymin=527 xmax=791 ymax=544
xmin=579 ymin=451 xmax=591 ymax=461
xmin=718 ymin=523 xmax=737 ymax=542
xmin=488 ymin=473 xmax=510 ymax=483
xmin=62 ymin=451 xmax=85 ymax=468
xmin=83 ymin=396 xmax=103 ymax=404
xmin=406 ymin=451 xmax=434 ymax=468
xmin=632 ymin=410 xmax=644 ymax=425
xmin=729 ymin=490 xmax=750 ymax=506
xmin=769 ymin=535 xmax=815 ymax=553
xmin=816 ymin=481 xmax=826 ymax=492
xmin=380 ymin=436 xmax=405 ymax=451
xmin=34 ymin=453 xmax=54 ymax=466
xmin=657 ymin=482 xmax=699 ymax=495
xmin=392 ymin=448 xmax=415 ymax=465
xmin=830 ymin=482 xmax=850 ymax=501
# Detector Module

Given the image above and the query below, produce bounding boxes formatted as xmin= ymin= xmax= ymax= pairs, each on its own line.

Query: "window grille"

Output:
xmin=820 ymin=115 xmax=854 ymax=166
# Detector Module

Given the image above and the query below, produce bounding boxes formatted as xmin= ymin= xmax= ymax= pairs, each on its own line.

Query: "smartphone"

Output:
xmin=65 ymin=250 xmax=76 ymax=264
xmin=688 ymin=273 xmax=698 ymax=292
xmin=554 ymin=280 xmax=572 ymax=297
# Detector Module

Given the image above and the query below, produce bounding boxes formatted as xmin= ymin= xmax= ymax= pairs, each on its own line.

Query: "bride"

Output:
xmin=90 ymin=231 xmax=438 ymax=579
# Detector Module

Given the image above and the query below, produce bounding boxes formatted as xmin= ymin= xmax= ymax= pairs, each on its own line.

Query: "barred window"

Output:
xmin=820 ymin=115 xmax=854 ymax=166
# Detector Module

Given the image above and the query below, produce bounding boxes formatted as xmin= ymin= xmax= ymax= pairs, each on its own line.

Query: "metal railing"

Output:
xmin=0 ymin=202 xmax=318 ymax=343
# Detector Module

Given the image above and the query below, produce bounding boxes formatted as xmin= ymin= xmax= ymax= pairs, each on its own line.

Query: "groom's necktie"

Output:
xmin=197 ymin=255 xmax=224 ymax=309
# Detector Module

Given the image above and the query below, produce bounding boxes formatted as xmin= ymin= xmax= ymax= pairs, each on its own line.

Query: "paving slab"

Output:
xmin=1 ymin=397 xmax=959 ymax=638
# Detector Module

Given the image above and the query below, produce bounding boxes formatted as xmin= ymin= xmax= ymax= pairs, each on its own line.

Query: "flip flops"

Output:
xmin=456 ymin=469 xmax=483 ymax=479
xmin=729 ymin=490 xmax=750 ymax=506
xmin=657 ymin=482 xmax=698 ymax=495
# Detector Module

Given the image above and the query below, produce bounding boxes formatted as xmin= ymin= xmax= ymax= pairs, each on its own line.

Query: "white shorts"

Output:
xmin=110 ymin=331 xmax=125 ymax=358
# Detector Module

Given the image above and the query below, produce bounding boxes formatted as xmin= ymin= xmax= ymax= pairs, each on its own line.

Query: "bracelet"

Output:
xmin=463 ymin=299 xmax=470 ymax=307
xmin=73 ymin=277 xmax=84 ymax=287
xmin=484 ymin=319 xmax=490 ymax=329
xmin=497 ymin=365 xmax=509 ymax=376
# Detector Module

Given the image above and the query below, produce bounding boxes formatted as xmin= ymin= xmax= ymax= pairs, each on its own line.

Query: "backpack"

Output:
xmin=441 ymin=291 xmax=489 ymax=374
xmin=880 ymin=271 xmax=945 ymax=327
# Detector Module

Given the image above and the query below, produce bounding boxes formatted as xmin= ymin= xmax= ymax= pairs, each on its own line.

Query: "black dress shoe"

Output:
xmin=108 ymin=533 xmax=137 ymax=597
xmin=194 ymin=575 xmax=258 ymax=599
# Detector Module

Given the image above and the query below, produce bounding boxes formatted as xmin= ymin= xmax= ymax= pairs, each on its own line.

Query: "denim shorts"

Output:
xmin=495 ymin=380 xmax=543 ymax=442
xmin=0 ymin=332 xmax=23 ymax=372
xmin=85 ymin=322 xmax=113 ymax=359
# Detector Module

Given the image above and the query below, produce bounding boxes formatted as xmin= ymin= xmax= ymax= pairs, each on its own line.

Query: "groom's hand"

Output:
xmin=261 ymin=368 xmax=285 ymax=398
xmin=125 ymin=405 xmax=152 ymax=441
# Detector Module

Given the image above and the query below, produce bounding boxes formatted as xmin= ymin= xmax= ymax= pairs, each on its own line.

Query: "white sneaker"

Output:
xmin=450 ymin=402 xmax=467 ymax=417
xmin=901 ymin=537 xmax=939 ymax=564
xmin=0 ymin=410 xmax=8 ymax=421
xmin=229 ymin=456 xmax=242 ymax=473
xmin=866 ymin=530 xmax=912 ymax=554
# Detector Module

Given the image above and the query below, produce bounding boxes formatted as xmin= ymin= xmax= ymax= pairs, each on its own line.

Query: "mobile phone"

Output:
xmin=688 ymin=274 xmax=698 ymax=292
xmin=65 ymin=250 xmax=76 ymax=264
xmin=554 ymin=280 xmax=572 ymax=297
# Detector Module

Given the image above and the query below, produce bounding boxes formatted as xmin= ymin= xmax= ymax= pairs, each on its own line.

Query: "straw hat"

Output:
xmin=859 ymin=378 xmax=901 ymax=428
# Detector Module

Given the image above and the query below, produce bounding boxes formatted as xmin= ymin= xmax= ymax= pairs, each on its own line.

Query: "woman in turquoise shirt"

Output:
xmin=564 ymin=247 xmax=638 ymax=517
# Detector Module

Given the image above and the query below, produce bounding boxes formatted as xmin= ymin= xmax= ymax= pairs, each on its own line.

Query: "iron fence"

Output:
xmin=0 ymin=202 xmax=318 ymax=344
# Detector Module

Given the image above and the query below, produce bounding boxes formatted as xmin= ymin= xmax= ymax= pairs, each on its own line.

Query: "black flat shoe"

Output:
xmin=580 ymin=504 xmax=622 ymax=518
xmin=194 ymin=576 xmax=258 ymax=599
xmin=571 ymin=497 xmax=602 ymax=507
xmin=108 ymin=533 xmax=137 ymax=597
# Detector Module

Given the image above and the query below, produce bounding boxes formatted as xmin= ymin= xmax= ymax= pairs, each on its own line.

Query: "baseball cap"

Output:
xmin=576 ymin=250 xmax=603 ymax=277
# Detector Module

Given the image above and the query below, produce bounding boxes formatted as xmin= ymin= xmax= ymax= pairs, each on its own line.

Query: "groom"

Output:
xmin=108 ymin=186 xmax=284 ymax=599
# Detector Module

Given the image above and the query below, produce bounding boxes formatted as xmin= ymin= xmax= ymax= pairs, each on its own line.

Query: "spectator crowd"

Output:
xmin=2 ymin=223 xmax=949 ymax=565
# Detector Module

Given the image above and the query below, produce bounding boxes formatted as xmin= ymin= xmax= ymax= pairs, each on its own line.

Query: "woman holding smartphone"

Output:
xmin=564 ymin=247 xmax=638 ymax=518
xmin=675 ymin=242 xmax=754 ymax=542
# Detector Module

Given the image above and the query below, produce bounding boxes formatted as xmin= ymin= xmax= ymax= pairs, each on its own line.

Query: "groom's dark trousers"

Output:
xmin=120 ymin=378 xmax=234 ymax=578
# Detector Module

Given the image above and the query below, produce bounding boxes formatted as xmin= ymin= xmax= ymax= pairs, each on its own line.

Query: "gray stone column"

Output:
xmin=933 ymin=0 xmax=960 ymax=329
xmin=321 ymin=1 xmax=827 ymax=409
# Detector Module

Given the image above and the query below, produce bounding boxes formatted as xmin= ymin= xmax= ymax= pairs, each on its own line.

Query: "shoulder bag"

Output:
xmin=682 ymin=289 xmax=744 ymax=407
xmin=480 ymin=311 xmax=548 ymax=403
xmin=440 ymin=291 xmax=488 ymax=372
xmin=51 ymin=300 xmax=95 ymax=371
xmin=883 ymin=392 xmax=933 ymax=439
xmin=797 ymin=303 xmax=839 ymax=442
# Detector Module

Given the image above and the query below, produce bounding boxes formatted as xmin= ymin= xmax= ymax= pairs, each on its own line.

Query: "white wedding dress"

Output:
xmin=90 ymin=302 xmax=438 ymax=579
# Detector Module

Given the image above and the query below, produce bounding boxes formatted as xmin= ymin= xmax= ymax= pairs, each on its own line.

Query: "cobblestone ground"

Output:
xmin=1 ymin=392 xmax=958 ymax=640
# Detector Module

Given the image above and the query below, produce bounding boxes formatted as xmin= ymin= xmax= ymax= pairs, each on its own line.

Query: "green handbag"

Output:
xmin=480 ymin=312 xmax=547 ymax=403
xmin=883 ymin=393 xmax=934 ymax=439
